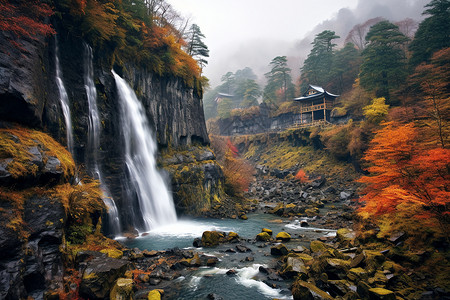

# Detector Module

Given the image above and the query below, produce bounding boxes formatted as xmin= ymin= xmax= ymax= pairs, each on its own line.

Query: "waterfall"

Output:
xmin=55 ymin=38 xmax=74 ymax=155
xmin=83 ymin=44 xmax=121 ymax=235
xmin=112 ymin=70 xmax=177 ymax=232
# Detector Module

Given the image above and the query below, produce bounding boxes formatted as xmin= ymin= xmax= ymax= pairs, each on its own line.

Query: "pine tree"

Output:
xmin=186 ymin=23 xmax=209 ymax=72
xmin=360 ymin=21 xmax=408 ymax=103
xmin=264 ymin=56 xmax=294 ymax=104
xmin=300 ymin=30 xmax=340 ymax=90
xmin=409 ymin=0 xmax=450 ymax=66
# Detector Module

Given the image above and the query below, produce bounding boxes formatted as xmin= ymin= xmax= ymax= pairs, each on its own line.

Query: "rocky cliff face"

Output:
xmin=0 ymin=28 xmax=222 ymax=231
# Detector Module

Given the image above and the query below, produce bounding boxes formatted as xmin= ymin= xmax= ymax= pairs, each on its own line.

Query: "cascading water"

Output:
xmin=55 ymin=38 xmax=74 ymax=155
xmin=112 ymin=70 xmax=177 ymax=232
xmin=83 ymin=44 xmax=121 ymax=235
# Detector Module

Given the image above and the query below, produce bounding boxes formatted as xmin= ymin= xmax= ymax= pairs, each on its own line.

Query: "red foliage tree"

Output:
xmin=0 ymin=0 xmax=55 ymax=46
xmin=358 ymin=122 xmax=449 ymax=238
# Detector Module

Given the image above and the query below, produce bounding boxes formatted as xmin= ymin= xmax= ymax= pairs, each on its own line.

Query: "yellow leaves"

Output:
xmin=363 ymin=97 xmax=389 ymax=123
xmin=0 ymin=127 xmax=75 ymax=180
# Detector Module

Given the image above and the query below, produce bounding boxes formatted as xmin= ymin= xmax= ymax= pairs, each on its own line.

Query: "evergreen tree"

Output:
xmin=300 ymin=30 xmax=340 ymax=90
xmin=409 ymin=0 xmax=450 ymax=67
xmin=187 ymin=23 xmax=209 ymax=72
xmin=360 ymin=21 xmax=408 ymax=103
xmin=328 ymin=43 xmax=361 ymax=94
xmin=239 ymin=79 xmax=262 ymax=108
xmin=263 ymin=56 xmax=294 ymax=104
xmin=232 ymin=67 xmax=257 ymax=100
xmin=220 ymin=71 xmax=235 ymax=95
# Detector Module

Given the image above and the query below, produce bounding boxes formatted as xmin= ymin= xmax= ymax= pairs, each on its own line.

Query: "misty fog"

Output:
xmin=169 ymin=0 xmax=428 ymax=86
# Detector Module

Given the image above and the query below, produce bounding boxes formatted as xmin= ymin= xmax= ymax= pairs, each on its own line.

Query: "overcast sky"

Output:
xmin=168 ymin=0 xmax=428 ymax=86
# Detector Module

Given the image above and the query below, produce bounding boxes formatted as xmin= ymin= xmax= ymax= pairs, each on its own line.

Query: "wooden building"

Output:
xmin=293 ymin=85 xmax=339 ymax=125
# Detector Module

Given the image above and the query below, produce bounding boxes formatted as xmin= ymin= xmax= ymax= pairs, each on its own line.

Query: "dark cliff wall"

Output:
xmin=0 ymin=28 xmax=218 ymax=232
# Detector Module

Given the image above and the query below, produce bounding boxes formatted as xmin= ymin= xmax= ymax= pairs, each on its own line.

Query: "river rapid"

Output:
xmin=121 ymin=213 xmax=337 ymax=299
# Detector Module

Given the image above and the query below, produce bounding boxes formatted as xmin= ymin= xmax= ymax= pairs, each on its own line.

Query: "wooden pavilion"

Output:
xmin=293 ymin=85 xmax=339 ymax=125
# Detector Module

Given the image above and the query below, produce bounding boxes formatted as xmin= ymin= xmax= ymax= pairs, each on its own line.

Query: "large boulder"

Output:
xmin=276 ymin=231 xmax=291 ymax=242
xmin=310 ymin=241 xmax=329 ymax=254
xmin=201 ymin=231 xmax=225 ymax=247
xmin=336 ymin=228 xmax=356 ymax=245
xmin=324 ymin=258 xmax=351 ymax=280
xmin=79 ymin=256 xmax=129 ymax=299
xmin=271 ymin=243 xmax=289 ymax=256
xmin=281 ymin=257 xmax=308 ymax=279
xmin=256 ymin=232 xmax=271 ymax=241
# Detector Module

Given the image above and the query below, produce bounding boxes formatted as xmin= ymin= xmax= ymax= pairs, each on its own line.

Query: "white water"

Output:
xmin=55 ymin=38 xmax=74 ymax=155
xmin=191 ymin=265 xmax=292 ymax=300
xmin=84 ymin=44 xmax=121 ymax=235
xmin=112 ymin=70 xmax=177 ymax=231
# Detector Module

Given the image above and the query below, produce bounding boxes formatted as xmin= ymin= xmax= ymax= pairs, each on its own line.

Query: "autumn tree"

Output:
xmin=264 ymin=56 xmax=295 ymax=104
xmin=0 ymin=0 xmax=55 ymax=48
xmin=363 ymin=97 xmax=389 ymax=124
xmin=344 ymin=17 xmax=384 ymax=50
xmin=360 ymin=21 xmax=409 ymax=103
xmin=359 ymin=122 xmax=449 ymax=240
xmin=209 ymin=136 xmax=254 ymax=197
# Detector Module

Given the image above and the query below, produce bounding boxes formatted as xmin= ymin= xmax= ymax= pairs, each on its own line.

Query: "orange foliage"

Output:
xmin=358 ymin=121 xmax=449 ymax=236
xmin=295 ymin=169 xmax=309 ymax=183
xmin=223 ymin=148 xmax=254 ymax=196
xmin=210 ymin=136 xmax=254 ymax=196
xmin=140 ymin=22 xmax=200 ymax=85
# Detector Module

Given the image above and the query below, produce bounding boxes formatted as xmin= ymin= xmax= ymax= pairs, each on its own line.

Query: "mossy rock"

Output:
xmin=336 ymin=228 xmax=356 ymax=244
xmin=368 ymin=288 xmax=396 ymax=300
xmin=348 ymin=267 xmax=369 ymax=282
xmin=310 ymin=240 xmax=328 ymax=253
xmin=271 ymin=243 xmax=289 ymax=256
xmin=305 ymin=207 xmax=320 ymax=217
xmin=227 ymin=231 xmax=240 ymax=241
xmin=0 ymin=127 xmax=75 ymax=185
xmin=368 ymin=270 xmax=388 ymax=286
xmin=147 ymin=290 xmax=161 ymax=300
xmin=110 ymin=278 xmax=133 ymax=300
xmin=291 ymin=280 xmax=333 ymax=300
xmin=100 ymin=248 xmax=123 ymax=259
xmin=281 ymin=257 xmax=308 ymax=279
xmin=364 ymin=250 xmax=386 ymax=271
xmin=261 ymin=228 xmax=273 ymax=235
xmin=276 ymin=231 xmax=291 ymax=241
xmin=325 ymin=258 xmax=351 ymax=279
xmin=256 ymin=232 xmax=271 ymax=241
xmin=201 ymin=231 xmax=225 ymax=247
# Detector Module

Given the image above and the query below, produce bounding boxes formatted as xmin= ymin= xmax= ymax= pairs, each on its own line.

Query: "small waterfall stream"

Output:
xmin=112 ymin=71 xmax=177 ymax=232
xmin=83 ymin=44 xmax=121 ymax=235
xmin=55 ymin=38 xmax=74 ymax=155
